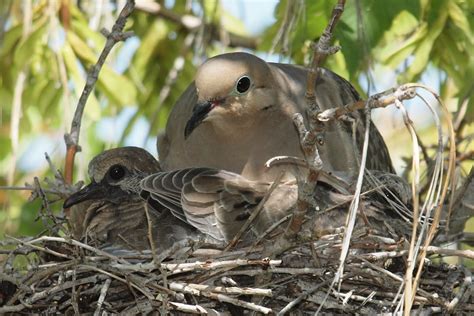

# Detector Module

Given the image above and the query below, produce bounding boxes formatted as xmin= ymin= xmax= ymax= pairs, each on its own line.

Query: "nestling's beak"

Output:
xmin=63 ymin=181 xmax=106 ymax=209
xmin=184 ymin=100 xmax=214 ymax=139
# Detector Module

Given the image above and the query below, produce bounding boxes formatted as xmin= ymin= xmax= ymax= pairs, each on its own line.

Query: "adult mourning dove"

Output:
xmin=140 ymin=168 xmax=300 ymax=242
xmin=158 ymin=52 xmax=394 ymax=183
xmin=140 ymin=166 xmax=414 ymax=243
xmin=63 ymin=147 xmax=200 ymax=252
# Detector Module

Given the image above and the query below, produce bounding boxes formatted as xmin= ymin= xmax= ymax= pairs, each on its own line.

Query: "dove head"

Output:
xmin=63 ymin=147 xmax=160 ymax=208
xmin=185 ymin=52 xmax=278 ymax=138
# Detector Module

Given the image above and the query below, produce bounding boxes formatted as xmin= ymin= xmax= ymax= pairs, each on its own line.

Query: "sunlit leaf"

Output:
xmin=447 ymin=1 xmax=473 ymax=43
xmin=70 ymin=19 xmax=105 ymax=51
xmin=407 ymin=6 xmax=448 ymax=79
xmin=457 ymin=57 xmax=474 ymax=124
xmin=61 ymin=42 xmax=101 ymax=120
xmin=202 ymin=0 xmax=221 ymax=23
xmin=96 ymin=65 xmax=137 ymax=107
xmin=0 ymin=23 xmax=23 ymax=58
xmin=465 ymin=97 xmax=474 ymax=124
xmin=221 ymin=11 xmax=248 ymax=36
xmin=66 ymin=22 xmax=137 ymax=107
xmin=66 ymin=31 xmax=97 ymax=64
xmin=378 ymin=22 xmax=427 ymax=67
xmin=131 ymin=20 xmax=169 ymax=81
xmin=13 ymin=18 xmax=47 ymax=69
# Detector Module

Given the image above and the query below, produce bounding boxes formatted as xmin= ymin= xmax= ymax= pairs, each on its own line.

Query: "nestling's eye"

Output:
xmin=235 ymin=76 xmax=251 ymax=94
xmin=108 ymin=164 xmax=126 ymax=181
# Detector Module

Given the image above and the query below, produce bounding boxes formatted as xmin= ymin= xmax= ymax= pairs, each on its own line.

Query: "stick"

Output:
xmin=63 ymin=0 xmax=135 ymax=185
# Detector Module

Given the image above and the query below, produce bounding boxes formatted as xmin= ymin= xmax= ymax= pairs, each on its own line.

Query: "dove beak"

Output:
xmin=63 ymin=181 xmax=106 ymax=209
xmin=184 ymin=100 xmax=218 ymax=139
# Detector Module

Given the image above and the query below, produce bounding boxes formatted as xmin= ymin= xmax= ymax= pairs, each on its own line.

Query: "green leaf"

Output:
xmin=70 ymin=19 xmax=105 ymax=51
xmin=336 ymin=0 xmax=419 ymax=76
xmin=96 ymin=65 xmax=137 ymax=107
xmin=131 ymin=20 xmax=169 ymax=80
xmin=13 ymin=18 xmax=47 ymax=68
xmin=435 ymin=33 xmax=467 ymax=85
xmin=378 ymin=21 xmax=427 ymax=67
xmin=0 ymin=130 xmax=12 ymax=161
xmin=67 ymin=31 xmax=98 ymax=64
xmin=0 ymin=23 xmax=23 ymax=58
xmin=221 ymin=11 xmax=248 ymax=37
xmin=457 ymin=57 xmax=474 ymax=123
xmin=407 ymin=6 xmax=448 ymax=79
xmin=202 ymin=0 xmax=221 ymax=23
xmin=61 ymin=42 xmax=101 ymax=120
xmin=17 ymin=200 xmax=45 ymax=236
xmin=447 ymin=1 xmax=473 ymax=43
xmin=464 ymin=95 xmax=474 ymax=124
xmin=25 ymin=105 xmax=43 ymax=133
xmin=66 ymin=24 xmax=137 ymax=107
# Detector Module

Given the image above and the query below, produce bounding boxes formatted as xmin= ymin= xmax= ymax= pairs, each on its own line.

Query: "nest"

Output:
xmin=1 ymin=215 xmax=472 ymax=315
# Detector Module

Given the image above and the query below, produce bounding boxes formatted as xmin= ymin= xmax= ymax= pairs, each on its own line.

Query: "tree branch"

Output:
xmin=63 ymin=0 xmax=135 ymax=186
xmin=287 ymin=0 xmax=346 ymax=237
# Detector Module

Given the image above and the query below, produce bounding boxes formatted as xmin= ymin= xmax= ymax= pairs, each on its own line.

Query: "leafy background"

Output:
xmin=0 ymin=0 xmax=472 ymax=239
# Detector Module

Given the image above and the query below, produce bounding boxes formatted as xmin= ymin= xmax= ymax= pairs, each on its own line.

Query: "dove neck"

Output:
xmin=209 ymin=110 xmax=304 ymax=182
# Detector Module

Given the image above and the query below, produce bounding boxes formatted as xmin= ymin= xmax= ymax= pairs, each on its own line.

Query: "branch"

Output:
xmin=169 ymin=282 xmax=272 ymax=314
xmin=286 ymin=0 xmax=346 ymax=238
xmin=63 ymin=0 xmax=135 ymax=185
xmin=317 ymin=86 xmax=417 ymax=122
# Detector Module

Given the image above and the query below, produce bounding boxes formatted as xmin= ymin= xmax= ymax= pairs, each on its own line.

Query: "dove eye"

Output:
xmin=235 ymin=76 xmax=252 ymax=94
xmin=108 ymin=164 xmax=126 ymax=181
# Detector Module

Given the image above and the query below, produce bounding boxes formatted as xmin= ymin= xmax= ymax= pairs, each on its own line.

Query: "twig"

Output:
xmin=109 ymin=239 xmax=196 ymax=272
xmin=317 ymin=86 xmax=417 ymax=122
xmin=33 ymin=177 xmax=59 ymax=234
xmin=424 ymin=246 xmax=474 ymax=260
xmin=44 ymin=152 xmax=65 ymax=184
xmin=0 ymin=184 xmax=78 ymax=196
xmin=408 ymin=84 xmax=457 ymax=314
xmin=224 ymin=172 xmax=284 ymax=251
xmin=278 ymin=280 xmax=330 ymax=315
xmin=324 ymin=105 xmax=372 ymax=312
xmin=63 ymin=0 xmax=135 ymax=185
xmin=286 ymin=0 xmax=346 ymax=240
xmin=456 ymin=149 xmax=474 ymax=162
xmin=252 ymin=214 xmax=292 ymax=248
xmin=171 ymin=282 xmax=272 ymax=296
xmin=0 ymin=304 xmax=27 ymax=313
xmin=10 ymin=235 xmax=129 ymax=264
xmin=395 ymin=99 xmax=421 ymax=315
xmin=71 ymin=268 xmax=80 ymax=316
xmin=83 ymin=265 xmax=155 ymax=300
xmin=143 ymin=203 xmax=158 ymax=265
xmin=447 ymin=266 xmax=472 ymax=311
xmin=6 ymin=235 xmax=71 ymax=260
xmin=169 ymin=282 xmax=273 ymax=314
xmin=94 ymin=278 xmax=111 ymax=316
xmin=24 ymin=274 xmax=107 ymax=306
xmin=161 ymin=258 xmax=281 ymax=274
xmin=168 ymin=301 xmax=211 ymax=314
